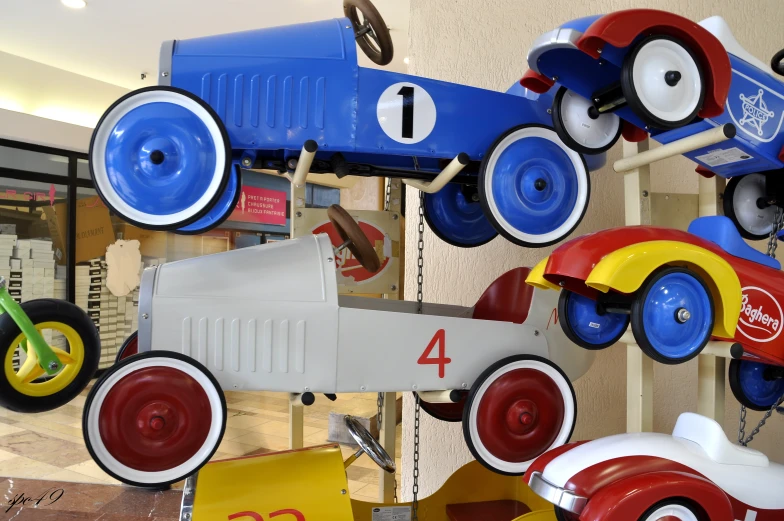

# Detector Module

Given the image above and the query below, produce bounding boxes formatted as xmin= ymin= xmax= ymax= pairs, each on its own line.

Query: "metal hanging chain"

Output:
xmin=384 ymin=178 xmax=392 ymax=212
xmin=412 ymin=393 xmax=421 ymax=521
xmin=766 ymin=207 xmax=784 ymax=258
xmin=410 ymin=192 xmax=425 ymax=520
xmin=740 ymin=393 xmax=784 ymax=446
xmin=739 ymin=208 xmax=784 ymax=445
xmin=417 ymin=191 xmax=425 ymax=314
xmin=377 ymin=392 xmax=384 ymax=431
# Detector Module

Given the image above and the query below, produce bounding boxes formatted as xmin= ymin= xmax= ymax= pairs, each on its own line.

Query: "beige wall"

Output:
xmin=400 ymin=0 xmax=784 ymax=499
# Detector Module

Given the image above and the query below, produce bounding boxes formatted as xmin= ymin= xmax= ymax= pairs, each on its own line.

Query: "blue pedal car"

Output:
xmin=89 ymin=0 xmax=602 ymax=248
xmin=522 ymin=9 xmax=784 ymax=241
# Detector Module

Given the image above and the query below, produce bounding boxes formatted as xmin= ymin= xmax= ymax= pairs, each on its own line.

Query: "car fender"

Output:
xmin=581 ymin=470 xmax=734 ymax=521
xmin=527 ymin=257 xmax=560 ymax=291
xmin=575 ymin=9 xmax=731 ymax=118
xmin=585 ymin=240 xmax=741 ymax=339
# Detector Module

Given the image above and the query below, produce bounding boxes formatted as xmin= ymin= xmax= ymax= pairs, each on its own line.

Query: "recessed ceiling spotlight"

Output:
xmin=403 ymin=57 xmax=410 ymax=65
xmin=61 ymin=0 xmax=87 ymax=9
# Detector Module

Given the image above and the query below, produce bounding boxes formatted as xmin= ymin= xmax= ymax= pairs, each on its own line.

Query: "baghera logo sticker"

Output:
xmin=738 ymin=286 xmax=784 ymax=343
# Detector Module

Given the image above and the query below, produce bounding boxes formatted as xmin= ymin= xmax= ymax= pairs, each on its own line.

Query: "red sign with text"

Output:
xmin=229 ymin=186 xmax=287 ymax=225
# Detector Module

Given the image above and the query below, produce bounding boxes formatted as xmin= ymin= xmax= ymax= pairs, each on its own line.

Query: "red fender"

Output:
xmin=524 ymin=441 xmax=590 ymax=486
xmin=576 ymin=9 xmax=731 ymax=118
xmin=579 ymin=470 xmax=734 ymax=521
xmin=520 ymin=69 xmax=555 ymax=94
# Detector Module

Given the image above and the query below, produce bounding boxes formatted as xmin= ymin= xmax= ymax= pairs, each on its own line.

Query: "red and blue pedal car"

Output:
xmin=527 ymin=215 xmax=784 ymax=413
xmin=88 ymin=1 xmax=605 ymax=249
xmin=522 ymin=9 xmax=784 ymax=240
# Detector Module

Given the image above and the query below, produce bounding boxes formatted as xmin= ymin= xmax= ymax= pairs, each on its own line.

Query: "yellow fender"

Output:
xmin=526 ymin=257 xmax=560 ymax=291
xmin=585 ymin=240 xmax=741 ymax=339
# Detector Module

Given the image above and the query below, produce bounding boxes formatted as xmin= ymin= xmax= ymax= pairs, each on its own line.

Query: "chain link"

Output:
xmin=739 ymin=208 xmax=784 ymax=446
xmin=410 ymin=192 xmax=425 ymax=521
xmin=377 ymin=392 xmax=383 ymax=432
xmin=412 ymin=393 xmax=420 ymax=521
xmin=766 ymin=207 xmax=784 ymax=258
xmin=384 ymin=178 xmax=391 ymax=212
xmin=417 ymin=191 xmax=425 ymax=314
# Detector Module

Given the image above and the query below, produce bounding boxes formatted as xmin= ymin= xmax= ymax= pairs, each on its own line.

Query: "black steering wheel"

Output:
xmin=343 ymin=0 xmax=394 ymax=66
xmin=772 ymin=49 xmax=784 ymax=76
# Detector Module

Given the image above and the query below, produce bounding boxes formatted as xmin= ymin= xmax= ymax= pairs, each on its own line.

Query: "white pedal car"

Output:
xmin=82 ymin=206 xmax=593 ymax=488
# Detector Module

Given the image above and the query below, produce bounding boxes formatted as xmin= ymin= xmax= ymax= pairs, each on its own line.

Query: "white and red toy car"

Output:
xmin=526 ymin=412 xmax=783 ymax=521
xmin=82 ymin=206 xmax=593 ymax=488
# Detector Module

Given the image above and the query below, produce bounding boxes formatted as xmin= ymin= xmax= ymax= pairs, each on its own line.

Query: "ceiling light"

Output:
xmin=403 ymin=57 xmax=410 ymax=65
xmin=61 ymin=0 xmax=87 ymax=9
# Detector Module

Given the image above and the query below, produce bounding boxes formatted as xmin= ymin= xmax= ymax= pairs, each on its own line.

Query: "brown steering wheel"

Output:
xmin=327 ymin=204 xmax=381 ymax=273
xmin=343 ymin=0 xmax=394 ymax=66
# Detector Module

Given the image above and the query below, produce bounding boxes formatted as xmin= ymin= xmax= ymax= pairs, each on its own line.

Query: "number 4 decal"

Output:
xmin=418 ymin=329 xmax=452 ymax=378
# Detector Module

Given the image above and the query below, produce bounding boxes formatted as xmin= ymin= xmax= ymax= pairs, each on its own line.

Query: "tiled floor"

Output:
xmin=0 ymin=383 xmax=403 ymax=514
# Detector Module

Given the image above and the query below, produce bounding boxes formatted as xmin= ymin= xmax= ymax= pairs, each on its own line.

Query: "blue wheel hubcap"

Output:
xmin=425 ymin=184 xmax=496 ymax=246
xmin=566 ymin=292 xmax=627 ymax=346
xmin=105 ymin=101 xmax=219 ymax=216
xmin=738 ymin=361 xmax=784 ymax=408
xmin=491 ymin=136 xmax=579 ymax=236
xmin=641 ymin=272 xmax=712 ymax=360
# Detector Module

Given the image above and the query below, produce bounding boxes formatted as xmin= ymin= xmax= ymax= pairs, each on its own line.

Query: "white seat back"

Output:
xmin=673 ymin=413 xmax=769 ymax=467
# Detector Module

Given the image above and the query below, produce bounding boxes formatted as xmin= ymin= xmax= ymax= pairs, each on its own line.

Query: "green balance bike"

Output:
xmin=0 ymin=277 xmax=100 ymax=413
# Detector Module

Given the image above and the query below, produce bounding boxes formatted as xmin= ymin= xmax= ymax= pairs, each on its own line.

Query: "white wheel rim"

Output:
xmin=467 ymin=359 xmax=575 ymax=474
xmin=733 ymin=174 xmax=775 ymax=236
xmin=560 ymin=90 xmax=620 ymax=150
xmin=643 ymin=504 xmax=698 ymax=521
xmin=483 ymin=127 xmax=589 ymax=244
xmin=85 ymin=357 xmax=224 ymax=484
xmin=632 ymin=39 xmax=702 ymax=123
xmin=91 ymin=90 xmax=226 ymax=227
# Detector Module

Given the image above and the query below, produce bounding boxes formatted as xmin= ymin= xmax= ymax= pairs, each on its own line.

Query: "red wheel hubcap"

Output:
xmin=99 ymin=366 xmax=213 ymax=472
xmin=477 ymin=368 xmax=565 ymax=462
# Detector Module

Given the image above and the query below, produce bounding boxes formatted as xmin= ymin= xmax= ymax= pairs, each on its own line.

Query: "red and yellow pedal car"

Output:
xmin=526 ymin=215 xmax=784 ymax=411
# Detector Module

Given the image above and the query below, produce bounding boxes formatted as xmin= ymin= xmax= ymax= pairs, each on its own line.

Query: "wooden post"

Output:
xmin=379 ymin=392 xmax=397 ymax=503
xmin=289 ymin=399 xmax=305 ymax=449
xmin=697 ymin=175 xmax=726 ymax=423
xmin=623 ymin=139 xmax=654 ymax=433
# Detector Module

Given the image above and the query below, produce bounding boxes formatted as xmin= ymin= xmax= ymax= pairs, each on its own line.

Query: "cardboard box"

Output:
xmin=117 ymin=224 xmax=167 ymax=258
xmin=43 ymin=196 xmax=114 ymax=264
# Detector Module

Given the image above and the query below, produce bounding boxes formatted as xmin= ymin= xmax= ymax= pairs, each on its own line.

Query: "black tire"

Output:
xmin=631 ymin=267 xmax=713 ymax=365
xmin=552 ymin=87 xmax=621 ymax=155
xmin=772 ymin=48 xmax=784 ymax=76
xmin=728 ymin=358 xmax=781 ymax=412
xmin=423 ymin=190 xmax=497 ymax=249
xmin=723 ymin=174 xmax=775 ymax=241
xmin=0 ymin=299 xmax=100 ymax=413
xmin=89 ymin=86 xmax=232 ymax=231
xmin=344 ymin=0 xmax=394 ymax=66
xmin=414 ymin=391 xmax=465 ymax=422
xmin=83 ymin=351 xmax=227 ymax=489
xmin=621 ymin=35 xmax=705 ymax=130
xmin=637 ymin=499 xmax=704 ymax=521
xmin=115 ymin=331 xmax=138 ymax=365
xmin=558 ymin=290 xmax=629 ymax=351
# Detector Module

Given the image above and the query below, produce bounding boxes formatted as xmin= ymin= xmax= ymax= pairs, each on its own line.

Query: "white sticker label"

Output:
xmin=695 ymin=147 xmax=753 ymax=167
xmin=588 ymin=322 xmax=600 ymax=329
xmin=372 ymin=506 xmax=411 ymax=521
xmin=377 ymin=82 xmax=437 ymax=144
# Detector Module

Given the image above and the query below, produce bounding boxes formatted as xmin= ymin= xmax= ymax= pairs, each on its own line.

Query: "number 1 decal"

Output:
xmin=397 ymin=86 xmax=415 ymax=138
xmin=418 ymin=329 xmax=451 ymax=378
xmin=376 ymin=82 xmax=437 ymax=144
